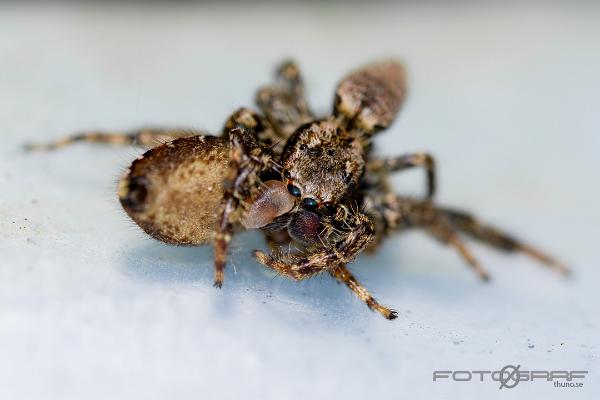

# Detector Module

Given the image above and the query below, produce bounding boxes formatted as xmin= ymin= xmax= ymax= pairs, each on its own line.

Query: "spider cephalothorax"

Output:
xmin=27 ymin=59 xmax=569 ymax=320
xmin=281 ymin=119 xmax=365 ymax=207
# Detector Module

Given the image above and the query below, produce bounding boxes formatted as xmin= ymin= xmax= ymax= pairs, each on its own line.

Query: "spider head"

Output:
xmin=280 ymin=119 xmax=365 ymax=213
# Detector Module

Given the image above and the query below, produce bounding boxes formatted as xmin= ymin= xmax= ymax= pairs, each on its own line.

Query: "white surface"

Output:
xmin=0 ymin=3 xmax=598 ymax=399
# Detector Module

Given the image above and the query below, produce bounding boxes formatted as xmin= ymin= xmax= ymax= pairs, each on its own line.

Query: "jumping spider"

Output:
xmin=27 ymin=59 xmax=569 ymax=320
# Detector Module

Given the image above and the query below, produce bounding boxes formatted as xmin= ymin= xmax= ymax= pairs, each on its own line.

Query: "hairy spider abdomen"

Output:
xmin=119 ymin=136 xmax=230 ymax=245
xmin=334 ymin=59 xmax=406 ymax=133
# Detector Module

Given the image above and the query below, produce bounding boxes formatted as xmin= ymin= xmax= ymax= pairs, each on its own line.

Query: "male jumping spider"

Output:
xmin=27 ymin=59 xmax=569 ymax=320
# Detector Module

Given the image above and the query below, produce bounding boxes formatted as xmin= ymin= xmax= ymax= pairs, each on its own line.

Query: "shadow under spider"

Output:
xmin=120 ymin=231 xmax=479 ymax=325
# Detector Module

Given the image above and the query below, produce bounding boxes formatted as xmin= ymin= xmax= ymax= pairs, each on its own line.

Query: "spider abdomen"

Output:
xmin=119 ymin=136 xmax=230 ymax=245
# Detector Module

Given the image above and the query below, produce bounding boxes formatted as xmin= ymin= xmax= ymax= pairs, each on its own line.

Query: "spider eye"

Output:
xmin=282 ymin=170 xmax=291 ymax=179
xmin=287 ymin=183 xmax=301 ymax=197
xmin=322 ymin=201 xmax=335 ymax=214
xmin=302 ymin=197 xmax=318 ymax=210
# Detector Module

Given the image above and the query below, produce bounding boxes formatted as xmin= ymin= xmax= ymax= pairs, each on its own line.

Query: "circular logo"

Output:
xmin=499 ymin=364 xmax=521 ymax=389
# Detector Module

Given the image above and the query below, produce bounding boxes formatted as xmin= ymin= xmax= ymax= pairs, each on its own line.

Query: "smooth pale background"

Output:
xmin=0 ymin=2 xmax=598 ymax=399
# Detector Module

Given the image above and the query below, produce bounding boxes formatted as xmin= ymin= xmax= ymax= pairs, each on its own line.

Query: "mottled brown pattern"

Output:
xmin=334 ymin=60 xmax=406 ymax=133
xmin=119 ymin=136 xmax=230 ymax=245
xmin=27 ymin=59 xmax=568 ymax=320
xmin=281 ymin=119 xmax=365 ymax=204
xmin=257 ymin=60 xmax=314 ymax=140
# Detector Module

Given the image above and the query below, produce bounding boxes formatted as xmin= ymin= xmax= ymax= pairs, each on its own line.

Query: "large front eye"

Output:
xmin=302 ymin=197 xmax=318 ymax=210
xmin=287 ymin=183 xmax=301 ymax=197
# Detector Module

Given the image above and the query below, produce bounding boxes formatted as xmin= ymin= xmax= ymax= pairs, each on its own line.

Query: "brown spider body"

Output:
xmin=27 ymin=59 xmax=569 ymax=320
xmin=280 ymin=119 xmax=366 ymax=206
xmin=119 ymin=135 xmax=230 ymax=245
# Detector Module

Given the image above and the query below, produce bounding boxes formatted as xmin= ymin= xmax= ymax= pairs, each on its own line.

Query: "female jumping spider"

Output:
xmin=27 ymin=59 xmax=569 ymax=320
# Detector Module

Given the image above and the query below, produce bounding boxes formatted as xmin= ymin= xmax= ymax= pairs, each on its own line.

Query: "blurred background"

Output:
xmin=0 ymin=2 xmax=598 ymax=399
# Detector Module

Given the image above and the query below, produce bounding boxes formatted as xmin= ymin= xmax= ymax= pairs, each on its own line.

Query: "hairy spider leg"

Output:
xmin=24 ymin=128 xmax=203 ymax=151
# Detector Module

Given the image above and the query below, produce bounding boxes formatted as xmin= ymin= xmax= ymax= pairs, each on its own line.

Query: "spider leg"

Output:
xmin=330 ymin=265 xmax=398 ymax=320
xmin=24 ymin=128 xmax=203 ymax=151
xmin=256 ymin=60 xmax=314 ymax=141
xmin=254 ymin=210 xmax=375 ymax=279
xmin=367 ymin=153 xmax=436 ymax=199
xmin=222 ymin=107 xmax=287 ymax=155
xmin=254 ymin=210 xmax=396 ymax=320
xmin=364 ymin=192 xmax=569 ymax=279
xmin=213 ymin=122 xmax=275 ymax=288
xmin=426 ymin=215 xmax=491 ymax=281
xmin=438 ymin=207 xmax=570 ymax=276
